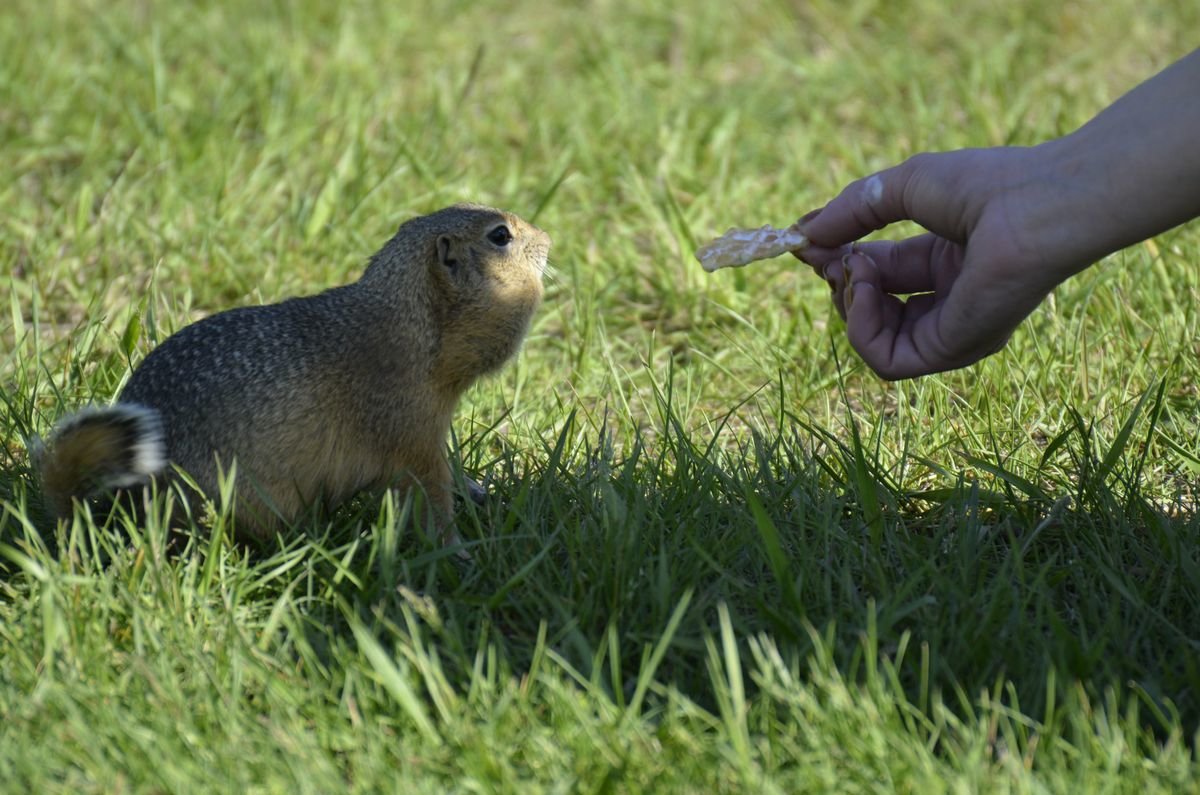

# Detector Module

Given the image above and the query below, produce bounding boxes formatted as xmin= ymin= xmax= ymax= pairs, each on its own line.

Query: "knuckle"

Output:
xmin=848 ymin=194 xmax=886 ymax=231
xmin=901 ymin=152 xmax=945 ymax=183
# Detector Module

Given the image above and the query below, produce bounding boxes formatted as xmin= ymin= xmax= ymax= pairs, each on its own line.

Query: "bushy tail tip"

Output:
xmin=34 ymin=404 xmax=166 ymax=517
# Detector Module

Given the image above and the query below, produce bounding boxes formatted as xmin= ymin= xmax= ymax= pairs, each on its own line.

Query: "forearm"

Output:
xmin=1037 ymin=48 xmax=1200 ymax=265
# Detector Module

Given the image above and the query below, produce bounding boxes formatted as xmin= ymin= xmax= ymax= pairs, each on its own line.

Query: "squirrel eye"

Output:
xmin=487 ymin=225 xmax=513 ymax=247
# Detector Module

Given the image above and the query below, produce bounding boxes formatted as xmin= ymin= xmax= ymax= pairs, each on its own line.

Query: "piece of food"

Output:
xmin=695 ymin=224 xmax=809 ymax=272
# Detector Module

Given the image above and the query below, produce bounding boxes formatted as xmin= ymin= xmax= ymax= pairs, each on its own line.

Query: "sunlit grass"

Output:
xmin=2 ymin=0 xmax=1199 ymax=790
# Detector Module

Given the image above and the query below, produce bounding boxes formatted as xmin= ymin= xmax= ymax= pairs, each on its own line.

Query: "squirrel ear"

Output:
xmin=436 ymin=235 xmax=458 ymax=271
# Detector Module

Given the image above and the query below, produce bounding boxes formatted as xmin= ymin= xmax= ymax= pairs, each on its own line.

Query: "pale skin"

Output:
xmin=795 ymin=47 xmax=1200 ymax=380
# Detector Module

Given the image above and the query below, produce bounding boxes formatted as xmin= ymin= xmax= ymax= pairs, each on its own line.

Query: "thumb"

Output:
xmin=841 ymin=253 xmax=894 ymax=374
xmin=842 ymin=252 xmax=940 ymax=380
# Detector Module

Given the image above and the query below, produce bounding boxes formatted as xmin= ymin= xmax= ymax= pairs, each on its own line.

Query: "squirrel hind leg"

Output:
xmin=37 ymin=404 xmax=167 ymax=516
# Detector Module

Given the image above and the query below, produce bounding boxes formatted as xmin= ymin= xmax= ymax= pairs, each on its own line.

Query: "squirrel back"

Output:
xmin=36 ymin=203 xmax=550 ymax=540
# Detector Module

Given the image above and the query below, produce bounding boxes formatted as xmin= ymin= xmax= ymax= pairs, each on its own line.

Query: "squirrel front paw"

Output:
xmin=464 ymin=475 xmax=487 ymax=506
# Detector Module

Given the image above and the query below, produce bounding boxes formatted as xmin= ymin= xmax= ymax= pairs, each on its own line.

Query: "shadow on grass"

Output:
xmin=2 ymin=384 xmax=1197 ymax=740
xmin=274 ymin=390 xmax=1198 ymax=737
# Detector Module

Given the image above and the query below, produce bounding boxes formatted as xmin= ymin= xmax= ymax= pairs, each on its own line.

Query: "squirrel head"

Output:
xmin=364 ymin=203 xmax=551 ymax=393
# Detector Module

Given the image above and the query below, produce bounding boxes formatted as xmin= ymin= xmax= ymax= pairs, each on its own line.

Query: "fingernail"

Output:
xmin=795 ymin=208 xmax=823 ymax=231
xmin=841 ymin=254 xmax=857 ymax=310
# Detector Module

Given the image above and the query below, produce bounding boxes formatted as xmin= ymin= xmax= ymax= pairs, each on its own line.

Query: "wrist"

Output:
xmin=1032 ymin=49 xmax=1200 ymax=264
xmin=995 ymin=138 xmax=1120 ymax=283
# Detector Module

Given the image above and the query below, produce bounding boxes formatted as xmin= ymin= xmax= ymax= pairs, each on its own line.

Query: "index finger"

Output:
xmin=799 ymin=153 xmax=963 ymax=248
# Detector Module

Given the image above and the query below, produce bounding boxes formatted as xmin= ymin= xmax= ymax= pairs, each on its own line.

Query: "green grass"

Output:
xmin=3 ymin=0 xmax=1200 ymax=790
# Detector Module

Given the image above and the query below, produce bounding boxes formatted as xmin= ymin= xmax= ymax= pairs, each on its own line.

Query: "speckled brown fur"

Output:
xmin=37 ymin=204 xmax=549 ymax=543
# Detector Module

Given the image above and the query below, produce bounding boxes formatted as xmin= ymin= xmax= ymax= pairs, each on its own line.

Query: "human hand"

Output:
xmin=796 ymin=146 xmax=1099 ymax=380
xmin=794 ymin=49 xmax=1200 ymax=380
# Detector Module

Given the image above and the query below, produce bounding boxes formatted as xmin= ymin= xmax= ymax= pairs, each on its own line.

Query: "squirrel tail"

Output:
xmin=33 ymin=404 xmax=167 ymax=517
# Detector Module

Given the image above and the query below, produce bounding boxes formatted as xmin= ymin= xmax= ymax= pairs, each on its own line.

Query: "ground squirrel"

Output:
xmin=35 ymin=203 xmax=550 ymax=544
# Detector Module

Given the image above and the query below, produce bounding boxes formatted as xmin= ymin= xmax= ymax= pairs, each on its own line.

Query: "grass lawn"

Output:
xmin=3 ymin=0 xmax=1199 ymax=790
